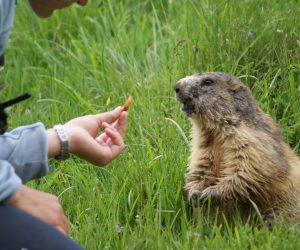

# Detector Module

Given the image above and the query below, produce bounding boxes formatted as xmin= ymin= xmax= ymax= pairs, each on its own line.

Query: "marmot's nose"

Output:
xmin=174 ymin=81 xmax=183 ymax=93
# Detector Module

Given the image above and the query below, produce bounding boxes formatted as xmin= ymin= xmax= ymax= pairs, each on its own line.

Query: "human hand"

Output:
xmin=5 ymin=185 xmax=69 ymax=234
xmin=29 ymin=0 xmax=88 ymax=18
xmin=48 ymin=107 xmax=128 ymax=166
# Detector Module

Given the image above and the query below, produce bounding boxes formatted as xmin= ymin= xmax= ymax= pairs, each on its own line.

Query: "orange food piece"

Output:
xmin=122 ymin=96 xmax=133 ymax=111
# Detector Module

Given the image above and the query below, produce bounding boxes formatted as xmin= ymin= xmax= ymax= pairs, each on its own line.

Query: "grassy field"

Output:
xmin=1 ymin=0 xmax=300 ymax=249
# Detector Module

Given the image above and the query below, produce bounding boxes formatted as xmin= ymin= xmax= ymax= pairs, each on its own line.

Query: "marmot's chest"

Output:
xmin=211 ymin=142 xmax=224 ymax=175
xmin=203 ymin=141 xmax=226 ymax=187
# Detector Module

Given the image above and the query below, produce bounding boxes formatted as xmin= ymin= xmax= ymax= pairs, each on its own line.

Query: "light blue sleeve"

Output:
xmin=0 ymin=0 xmax=16 ymax=55
xmin=0 ymin=160 xmax=21 ymax=202
xmin=0 ymin=2 xmax=49 ymax=202
xmin=0 ymin=122 xmax=49 ymax=202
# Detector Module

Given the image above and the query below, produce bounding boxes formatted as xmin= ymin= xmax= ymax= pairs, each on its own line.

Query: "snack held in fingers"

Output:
xmin=122 ymin=96 xmax=133 ymax=111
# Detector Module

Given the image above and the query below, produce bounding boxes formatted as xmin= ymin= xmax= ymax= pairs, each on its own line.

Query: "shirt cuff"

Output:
xmin=1 ymin=122 xmax=49 ymax=183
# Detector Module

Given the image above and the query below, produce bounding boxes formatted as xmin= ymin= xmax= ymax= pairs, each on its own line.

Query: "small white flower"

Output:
xmin=116 ymin=224 xmax=123 ymax=234
xmin=247 ymin=31 xmax=254 ymax=39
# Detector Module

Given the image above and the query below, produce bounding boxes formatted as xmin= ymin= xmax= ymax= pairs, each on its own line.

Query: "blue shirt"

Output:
xmin=0 ymin=1 xmax=49 ymax=202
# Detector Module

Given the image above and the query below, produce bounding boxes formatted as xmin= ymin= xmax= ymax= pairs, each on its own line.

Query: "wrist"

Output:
xmin=53 ymin=124 xmax=70 ymax=160
xmin=61 ymin=125 xmax=79 ymax=155
xmin=46 ymin=128 xmax=61 ymax=158
xmin=47 ymin=126 xmax=71 ymax=160
xmin=5 ymin=185 xmax=26 ymax=206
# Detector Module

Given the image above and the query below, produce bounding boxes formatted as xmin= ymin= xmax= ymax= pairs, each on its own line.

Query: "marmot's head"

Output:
xmin=174 ymin=72 xmax=257 ymax=125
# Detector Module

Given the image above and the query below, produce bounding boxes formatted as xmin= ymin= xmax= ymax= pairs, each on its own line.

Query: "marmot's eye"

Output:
xmin=202 ymin=79 xmax=214 ymax=86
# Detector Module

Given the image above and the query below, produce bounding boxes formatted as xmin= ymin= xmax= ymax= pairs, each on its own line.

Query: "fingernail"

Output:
xmin=118 ymin=119 xmax=124 ymax=126
xmin=118 ymin=115 xmax=126 ymax=126
xmin=102 ymin=122 xmax=108 ymax=128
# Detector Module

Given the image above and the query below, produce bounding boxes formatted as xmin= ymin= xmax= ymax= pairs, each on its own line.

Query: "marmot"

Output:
xmin=174 ymin=72 xmax=300 ymax=224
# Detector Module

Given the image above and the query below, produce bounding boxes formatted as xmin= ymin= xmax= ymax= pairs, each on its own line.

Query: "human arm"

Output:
xmin=2 ymin=107 xmax=128 ymax=234
xmin=0 ymin=123 xmax=67 ymax=232
xmin=28 ymin=0 xmax=88 ymax=18
xmin=0 ymin=123 xmax=66 ymax=233
xmin=0 ymin=106 xmax=127 ymax=180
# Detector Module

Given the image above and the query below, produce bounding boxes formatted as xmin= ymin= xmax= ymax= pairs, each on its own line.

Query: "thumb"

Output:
xmin=95 ymin=107 xmax=123 ymax=126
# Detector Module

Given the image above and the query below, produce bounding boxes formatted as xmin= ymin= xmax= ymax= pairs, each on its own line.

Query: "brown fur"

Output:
xmin=174 ymin=72 xmax=300 ymax=224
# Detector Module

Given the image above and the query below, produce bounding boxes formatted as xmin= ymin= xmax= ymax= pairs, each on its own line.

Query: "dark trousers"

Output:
xmin=0 ymin=206 xmax=84 ymax=250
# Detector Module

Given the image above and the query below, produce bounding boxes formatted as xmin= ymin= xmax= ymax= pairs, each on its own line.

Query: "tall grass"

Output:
xmin=1 ymin=0 xmax=300 ymax=249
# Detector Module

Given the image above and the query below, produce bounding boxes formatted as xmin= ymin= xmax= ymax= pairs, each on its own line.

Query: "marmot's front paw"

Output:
xmin=188 ymin=189 xmax=202 ymax=206
xmin=262 ymin=208 xmax=279 ymax=229
xmin=200 ymin=186 xmax=222 ymax=204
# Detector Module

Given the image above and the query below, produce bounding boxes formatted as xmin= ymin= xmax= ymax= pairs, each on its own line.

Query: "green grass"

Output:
xmin=1 ymin=0 xmax=300 ymax=249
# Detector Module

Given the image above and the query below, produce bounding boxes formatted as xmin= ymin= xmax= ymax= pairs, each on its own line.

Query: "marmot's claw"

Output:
xmin=192 ymin=193 xmax=199 ymax=201
xmin=188 ymin=190 xmax=201 ymax=207
xmin=200 ymin=186 xmax=221 ymax=205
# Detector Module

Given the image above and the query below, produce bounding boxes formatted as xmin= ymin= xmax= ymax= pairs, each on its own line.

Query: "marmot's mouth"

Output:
xmin=181 ymin=101 xmax=195 ymax=116
xmin=176 ymin=93 xmax=196 ymax=116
